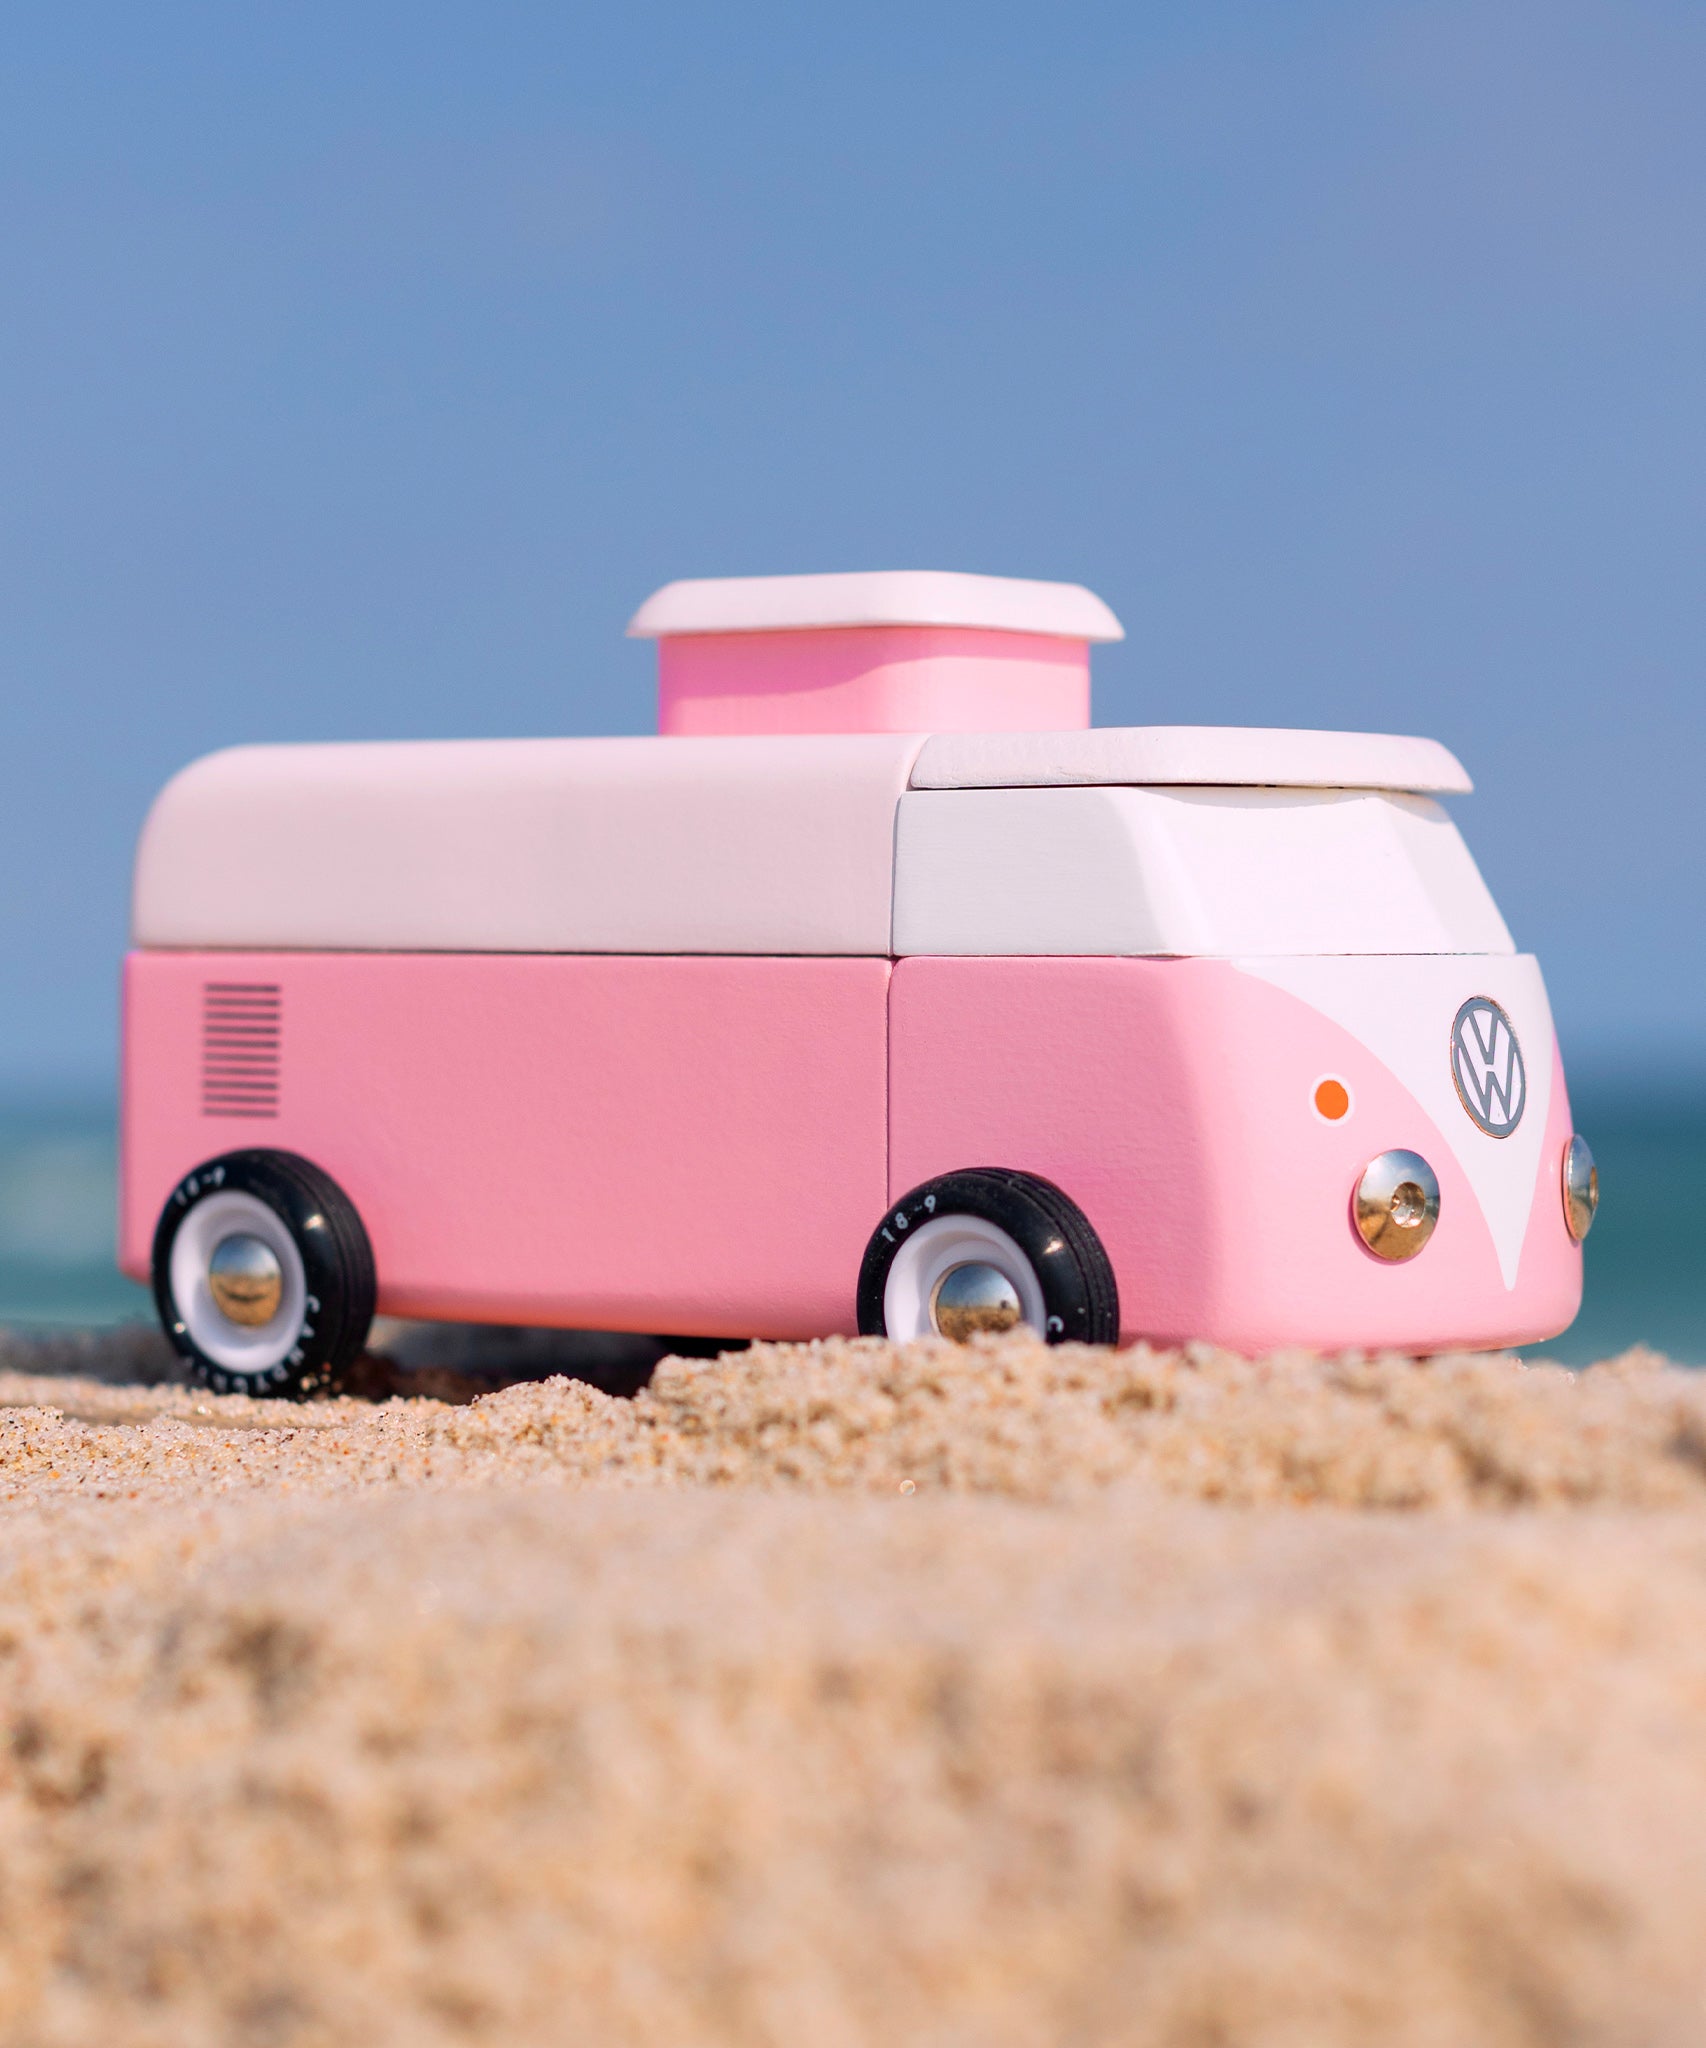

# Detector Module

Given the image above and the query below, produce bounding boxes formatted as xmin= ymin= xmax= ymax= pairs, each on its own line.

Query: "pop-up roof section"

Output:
xmin=627 ymin=571 xmax=1124 ymax=736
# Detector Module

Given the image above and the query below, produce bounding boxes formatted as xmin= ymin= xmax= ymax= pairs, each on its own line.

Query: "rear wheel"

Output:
xmin=151 ymin=1151 xmax=376 ymax=1397
xmin=856 ymin=1169 xmax=1120 ymax=1346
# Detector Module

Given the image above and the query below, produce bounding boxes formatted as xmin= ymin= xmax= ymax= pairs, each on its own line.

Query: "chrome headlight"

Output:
xmin=1353 ymin=1150 xmax=1440 ymax=1262
xmin=1563 ymin=1134 xmax=1598 ymax=1242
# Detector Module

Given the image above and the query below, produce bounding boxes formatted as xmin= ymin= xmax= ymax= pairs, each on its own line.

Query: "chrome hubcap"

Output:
xmin=930 ymin=1261 xmax=1024 ymax=1341
xmin=207 ymin=1233 xmax=284 ymax=1327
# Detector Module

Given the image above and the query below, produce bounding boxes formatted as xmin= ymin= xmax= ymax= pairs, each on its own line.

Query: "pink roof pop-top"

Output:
xmin=627 ymin=570 xmax=1124 ymax=738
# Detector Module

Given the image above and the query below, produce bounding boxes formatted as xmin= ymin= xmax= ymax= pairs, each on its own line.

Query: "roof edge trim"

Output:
xmin=627 ymin=571 xmax=1125 ymax=643
xmin=910 ymin=726 xmax=1473 ymax=795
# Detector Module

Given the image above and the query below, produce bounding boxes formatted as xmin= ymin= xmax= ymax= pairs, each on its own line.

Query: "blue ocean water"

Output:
xmin=0 ymin=1079 xmax=1698 ymax=1365
xmin=0 ymin=1096 xmax=153 ymax=1328
xmin=1529 ymin=1070 xmax=1706 ymax=1367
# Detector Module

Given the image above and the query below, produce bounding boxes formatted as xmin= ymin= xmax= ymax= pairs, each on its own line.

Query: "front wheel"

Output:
xmin=151 ymin=1150 xmax=377 ymax=1397
xmin=856 ymin=1169 xmax=1120 ymax=1346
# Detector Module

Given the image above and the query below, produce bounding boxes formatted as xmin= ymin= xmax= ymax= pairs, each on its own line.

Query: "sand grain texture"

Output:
xmin=0 ymin=1337 xmax=1703 ymax=2046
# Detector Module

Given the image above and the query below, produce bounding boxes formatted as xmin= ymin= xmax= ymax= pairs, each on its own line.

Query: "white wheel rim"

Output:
xmin=169 ymin=1190 xmax=308 ymax=1374
xmin=882 ymin=1213 xmax=1046 ymax=1342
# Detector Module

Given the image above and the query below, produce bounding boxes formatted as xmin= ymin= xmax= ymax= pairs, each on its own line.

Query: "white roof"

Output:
xmin=134 ymin=726 xmax=1482 ymax=959
xmin=627 ymin=571 xmax=1125 ymax=643
xmin=910 ymin=726 xmax=1471 ymax=795
xmin=133 ymin=736 xmax=923 ymax=956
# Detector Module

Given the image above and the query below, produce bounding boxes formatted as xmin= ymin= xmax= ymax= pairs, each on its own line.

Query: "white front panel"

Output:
xmin=1238 ymin=954 xmax=1555 ymax=1288
xmin=892 ymin=786 xmax=1515 ymax=959
xmin=133 ymin=734 xmax=923 ymax=955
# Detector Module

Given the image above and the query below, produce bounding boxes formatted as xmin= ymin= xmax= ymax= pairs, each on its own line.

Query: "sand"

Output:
xmin=0 ymin=1332 xmax=1704 ymax=2045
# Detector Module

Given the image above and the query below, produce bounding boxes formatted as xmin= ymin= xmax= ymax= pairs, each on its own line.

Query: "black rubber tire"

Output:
xmin=151 ymin=1150 xmax=377 ymax=1398
xmin=856 ymin=1168 xmax=1120 ymax=1345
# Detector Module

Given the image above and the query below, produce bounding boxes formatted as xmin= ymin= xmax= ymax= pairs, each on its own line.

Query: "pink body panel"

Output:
xmin=121 ymin=952 xmax=891 ymax=1338
xmin=887 ymin=957 xmax=1581 ymax=1354
xmin=657 ymin=627 xmax=1090 ymax=736
xmin=121 ymin=949 xmax=1582 ymax=1355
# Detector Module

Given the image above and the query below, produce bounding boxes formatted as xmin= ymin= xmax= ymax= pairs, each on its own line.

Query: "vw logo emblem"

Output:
xmin=1450 ymin=997 xmax=1527 ymax=1139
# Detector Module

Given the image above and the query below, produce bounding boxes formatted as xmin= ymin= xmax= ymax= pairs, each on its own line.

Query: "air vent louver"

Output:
xmin=201 ymin=982 xmax=281 ymax=1119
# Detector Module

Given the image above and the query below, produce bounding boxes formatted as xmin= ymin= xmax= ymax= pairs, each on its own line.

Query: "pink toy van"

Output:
xmin=120 ymin=571 xmax=1597 ymax=1395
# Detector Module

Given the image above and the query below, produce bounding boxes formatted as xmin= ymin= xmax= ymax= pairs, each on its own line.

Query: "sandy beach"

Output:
xmin=0 ymin=1332 xmax=1704 ymax=2046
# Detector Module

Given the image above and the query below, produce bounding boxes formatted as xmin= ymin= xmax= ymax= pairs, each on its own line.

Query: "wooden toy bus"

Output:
xmin=120 ymin=572 xmax=1595 ymax=1393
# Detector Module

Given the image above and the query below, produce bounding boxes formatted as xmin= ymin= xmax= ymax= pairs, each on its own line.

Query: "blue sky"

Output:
xmin=1 ymin=0 xmax=1702 ymax=1088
